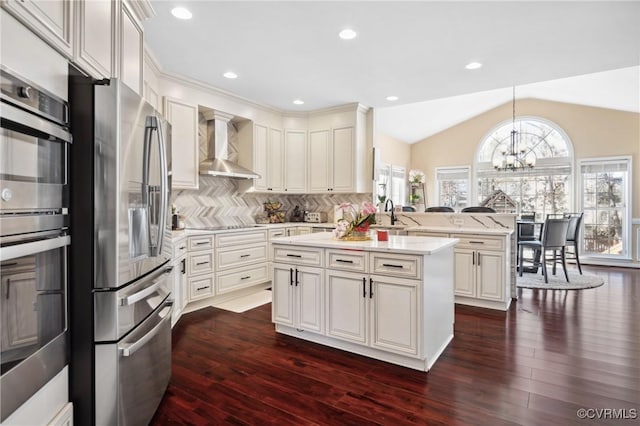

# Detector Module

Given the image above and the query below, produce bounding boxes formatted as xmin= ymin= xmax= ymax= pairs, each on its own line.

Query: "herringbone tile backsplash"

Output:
xmin=171 ymin=176 xmax=370 ymax=228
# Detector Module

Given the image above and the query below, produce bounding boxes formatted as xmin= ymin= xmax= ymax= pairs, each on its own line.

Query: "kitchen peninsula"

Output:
xmin=271 ymin=232 xmax=458 ymax=371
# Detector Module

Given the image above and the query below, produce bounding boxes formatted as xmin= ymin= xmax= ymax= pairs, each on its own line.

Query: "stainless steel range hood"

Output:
xmin=199 ymin=111 xmax=260 ymax=179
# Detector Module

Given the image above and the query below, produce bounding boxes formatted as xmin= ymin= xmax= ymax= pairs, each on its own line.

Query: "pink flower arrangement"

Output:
xmin=333 ymin=202 xmax=377 ymax=239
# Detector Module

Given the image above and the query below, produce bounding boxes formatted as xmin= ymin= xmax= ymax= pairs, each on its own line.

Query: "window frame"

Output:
xmin=577 ymin=156 xmax=632 ymax=260
xmin=435 ymin=165 xmax=471 ymax=210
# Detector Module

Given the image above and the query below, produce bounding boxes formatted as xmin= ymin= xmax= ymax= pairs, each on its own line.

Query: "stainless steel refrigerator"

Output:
xmin=69 ymin=68 xmax=173 ymax=426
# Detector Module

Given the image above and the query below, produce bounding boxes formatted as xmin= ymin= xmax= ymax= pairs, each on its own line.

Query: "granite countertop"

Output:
xmin=270 ymin=232 xmax=458 ymax=255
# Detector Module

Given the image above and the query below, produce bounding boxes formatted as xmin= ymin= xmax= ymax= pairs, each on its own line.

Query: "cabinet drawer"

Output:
xmin=188 ymin=252 xmax=214 ymax=276
xmin=452 ymin=234 xmax=504 ymax=251
xmin=217 ymin=244 xmax=268 ymax=270
xmin=216 ymin=263 xmax=269 ymax=295
xmin=217 ymin=230 xmax=267 ymax=247
xmin=173 ymin=239 xmax=188 ymax=258
xmin=273 ymin=246 xmax=323 ymax=266
xmin=268 ymin=228 xmax=287 ymax=239
xmin=408 ymin=231 xmax=449 ymax=238
xmin=189 ymin=235 xmax=214 ymax=251
xmin=326 ymin=249 xmax=368 ymax=273
xmin=189 ymin=275 xmax=214 ymax=300
xmin=370 ymin=253 xmax=421 ymax=279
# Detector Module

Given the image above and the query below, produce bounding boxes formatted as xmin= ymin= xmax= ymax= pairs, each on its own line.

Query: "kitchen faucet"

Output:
xmin=384 ymin=199 xmax=397 ymax=225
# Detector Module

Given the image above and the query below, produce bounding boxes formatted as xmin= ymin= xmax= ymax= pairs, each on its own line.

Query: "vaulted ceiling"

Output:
xmin=144 ymin=1 xmax=640 ymax=143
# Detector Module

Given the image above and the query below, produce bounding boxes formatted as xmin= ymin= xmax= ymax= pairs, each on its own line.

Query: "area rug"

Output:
xmin=213 ymin=290 xmax=272 ymax=313
xmin=516 ymin=270 xmax=604 ymax=290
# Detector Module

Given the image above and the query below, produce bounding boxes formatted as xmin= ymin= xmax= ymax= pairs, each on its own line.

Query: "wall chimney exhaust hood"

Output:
xmin=199 ymin=111 xmax=260 ymax=179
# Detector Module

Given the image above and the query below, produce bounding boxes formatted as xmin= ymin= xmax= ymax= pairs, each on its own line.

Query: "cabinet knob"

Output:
xmin=18 ymin=86 xmax=32 ymax=99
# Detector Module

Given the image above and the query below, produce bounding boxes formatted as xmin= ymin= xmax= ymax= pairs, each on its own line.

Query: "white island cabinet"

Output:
xmin=271 ymin=233 xmax=457 ymax=372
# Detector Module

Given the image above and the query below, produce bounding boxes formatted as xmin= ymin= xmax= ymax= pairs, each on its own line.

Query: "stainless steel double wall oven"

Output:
xmin=0 ymin=66 xmax=71 ymax=421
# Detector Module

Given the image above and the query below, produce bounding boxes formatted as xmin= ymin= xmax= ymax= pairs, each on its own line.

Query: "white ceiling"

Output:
xmin=144 ymin=1 xmax=640 ymax=143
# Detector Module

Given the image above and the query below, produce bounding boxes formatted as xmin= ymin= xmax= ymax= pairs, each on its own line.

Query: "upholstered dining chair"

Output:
xmin=425 ymin=206 xmax=455 ymax=212
xmin=518 ymin=217 xmax=570 ymax=283
xmin=563 ymin=212 xmax=584 ymax=275
xmin=461 ymin=206 xmax=496 ymax=213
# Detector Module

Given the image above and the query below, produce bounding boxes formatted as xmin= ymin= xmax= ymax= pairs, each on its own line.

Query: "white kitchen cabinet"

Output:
xmin=120 ymin=0 xmax=143 ymax=94
xmin=164 ymin=97 xmax=199 ymax=189
xmin=215 ymin=230 xmax=269 ymax=295
xmin=308 ymin=126 xmax=355 ymax=192
xmin=250 ymin=124 xmax=284 ymax=192
xmin=325 ymin=269 xmax=419 ymax=357
xmin=284 ymin=129 xmax=307 ymax=192
xmin=74 ymin=0 xmax=116 ymax=79
xmin=2 ymin=0 xmax=74 ymax=57
xmin=273 ymin=263 xmax=324 ymax=334
xmin=325 ymin=270 xmax=367 ymax=344
xmin=370 ymin=275 xmax=419 ymax=356
xmin=186 ymin=235 xmax=215 ymax=301
xmin=476 ymin=250 xmax=505 ymax=301
xmin=171 ymin=254 xmax=187 ymax=326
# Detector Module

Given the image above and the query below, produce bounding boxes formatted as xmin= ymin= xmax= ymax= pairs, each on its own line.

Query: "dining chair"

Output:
xmin=425 ymin=206 xmax=455 ymax=212
xmin=518 ymin=217 xmax=570 ymax=283
xmin=563 ymin=212 xmax=584 ymax=275
xmin=461 ymin=206 xmax=496 ymax=213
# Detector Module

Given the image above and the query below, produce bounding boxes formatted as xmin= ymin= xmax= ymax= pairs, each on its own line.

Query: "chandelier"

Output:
xmin=492 ymin=87 xmax=536 ymax=170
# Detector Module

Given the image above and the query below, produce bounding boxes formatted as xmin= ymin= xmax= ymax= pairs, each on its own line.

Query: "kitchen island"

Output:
xmin=270 ymin=232 xmax=458 ymax=371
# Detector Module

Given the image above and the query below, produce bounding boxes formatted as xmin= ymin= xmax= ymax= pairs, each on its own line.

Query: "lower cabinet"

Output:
xmin=272 ymin=263 xmax=324 ymax=333
xmin=171 ymin=254 xmax=187 ymax=326
xmin=326 ymin=270 xmax=419 ymax=357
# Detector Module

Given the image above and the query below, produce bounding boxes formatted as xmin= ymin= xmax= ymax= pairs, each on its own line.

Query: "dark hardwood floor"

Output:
xmin=151 ymin=266 xmax=640 ymax=425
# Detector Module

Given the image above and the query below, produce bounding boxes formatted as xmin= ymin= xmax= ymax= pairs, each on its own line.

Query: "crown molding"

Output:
xmin=124 ymin=0 xmax=155 ymax=22
xmin=145 ymin=46 xmax=370 ymax=119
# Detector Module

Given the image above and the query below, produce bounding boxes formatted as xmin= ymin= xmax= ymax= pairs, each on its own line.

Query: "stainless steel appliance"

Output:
xmin=69 ymin=69 xmax=173 ymax=426
xmin=0 ymin=66 xmax=71 ymax=421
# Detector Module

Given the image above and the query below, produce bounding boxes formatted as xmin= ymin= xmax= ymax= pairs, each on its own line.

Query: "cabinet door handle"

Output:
xmin=180 ymin=258 xmax=186 ymax=274
xmin=369 ymin=278 xmax=373 ymax=299
xmin=336 ymin=259 xmax=354 ymax=264
xmin=362 ymin=277 xmax=366 ymax=298
xmin=240 ymin=254 xmax=250 ymax=258
xmin=295 ymin=269 xmax=299 ymax=287
xmin=289 ymin=268 xmax=293 ymax=286
xmin=382 ymin=263 xmax=403 ymax=269
xmin=241 ymin=276 xmax=251 ymax=280
xmin=286 ymin=254 xmax=302 ymax=258
xmin=196 ymin=286 xmax=209 ymax=291
xmin=472 ymin=252 xmax=475 ymax=265
xmin=477 ymin=252 xmax=481 ymax=266
xmin=196 ymin=261 xmax=209 ymax=266
xmin=5 ymin=278 xmax=10 ymax=299
xmin=469 ymin=241 xmax=485 ymax=244
xmin=194 ymin=241 xmax=208 ymax=246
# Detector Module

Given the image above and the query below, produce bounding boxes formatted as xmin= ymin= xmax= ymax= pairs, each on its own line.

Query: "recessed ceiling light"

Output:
xmin=338 ymin=28 xmax=357 ymax=40
xmin=293 ymin=99 xmax=304 ymax=105
xmin=465 ymin=62 xmax=483 ymax=70
xmin=171 ymin=7 xmax=192 ymax=20
xmin=223 ymin=71 xmax=238 ymax=79
xmin=386 ymin=96 xmax=399 ymax=101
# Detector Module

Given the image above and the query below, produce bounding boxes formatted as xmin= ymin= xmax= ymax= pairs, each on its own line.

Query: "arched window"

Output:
xmin=475 ymin=117 xmax=573 ymax=218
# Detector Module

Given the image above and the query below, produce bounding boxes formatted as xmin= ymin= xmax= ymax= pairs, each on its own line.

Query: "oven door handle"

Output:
xmin=1 ymin=102 xmax=72 ymax=143
xmin=0 ymin=235 xmax=70 ymax=261
xmin=120 ymin=303 xmax=172 ymax=357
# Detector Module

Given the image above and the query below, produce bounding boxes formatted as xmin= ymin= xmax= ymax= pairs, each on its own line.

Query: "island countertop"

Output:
xmin=270 ymin=231 xmax=458 ymax=255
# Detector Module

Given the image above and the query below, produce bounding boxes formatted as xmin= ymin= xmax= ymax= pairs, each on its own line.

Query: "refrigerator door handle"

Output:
xmin=119 ymin=267 xmax=172 ymax=306
xmin=143 ymin=115 xmax=168 ymax=257
xmin=156 ymin=116 xmax=168 ymax=256
xmin=120 ymin=304 xmax=172 ymax=356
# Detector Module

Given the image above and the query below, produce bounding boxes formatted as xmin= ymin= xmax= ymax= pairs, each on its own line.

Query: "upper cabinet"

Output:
xmin=74 ymin=0 xmax=116 ymax=79
xmin=2 ymin=0 xmax=74 ymax=56
xmin=2 ymin=0 xmax=152 ymax=93
xmin=120 ymin=0 xmax=143 ymax=94
xmin=284 ymin=129 xmax=307 ymax=193
xmin=308 ymin=126 xmax=355 ymax=193
xmin=245 ymin=123 xmax=284 ymax=192
xmin=164 ymin=97 xmax=199 ymax=190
